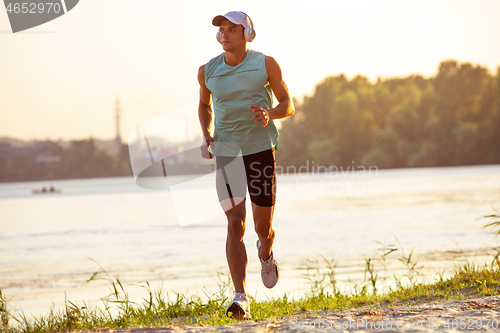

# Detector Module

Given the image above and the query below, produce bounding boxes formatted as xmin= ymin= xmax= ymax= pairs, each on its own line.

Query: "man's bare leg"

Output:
xmin=224 ymin=198 xmax=247 ymax=293
xmin=252 ymin=203 xmax=275 ymax=260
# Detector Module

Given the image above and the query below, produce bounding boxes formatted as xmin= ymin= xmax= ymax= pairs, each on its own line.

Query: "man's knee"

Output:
xmin=227 ymin=214 xmax=246 ymax=241
xmin=253 ymin=204 xmax=274 ymax=239
xmin=254 ymin=223 xmax=274 ymax=240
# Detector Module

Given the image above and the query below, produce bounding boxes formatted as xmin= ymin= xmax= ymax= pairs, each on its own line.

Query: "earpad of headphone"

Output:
xmin=245 ymin=28 xmax=256 ymax=42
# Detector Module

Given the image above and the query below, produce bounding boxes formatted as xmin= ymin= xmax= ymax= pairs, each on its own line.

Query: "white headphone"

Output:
xmin=216 ymin=11 xmax=256 ymax=44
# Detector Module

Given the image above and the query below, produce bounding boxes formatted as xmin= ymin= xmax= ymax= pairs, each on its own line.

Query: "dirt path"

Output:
xmin=96 ymin=296 xmax=500 ymax=332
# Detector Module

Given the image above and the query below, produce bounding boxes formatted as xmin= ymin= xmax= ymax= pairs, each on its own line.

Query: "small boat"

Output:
xmin=32 ymin=186 xmax=61 ymax=194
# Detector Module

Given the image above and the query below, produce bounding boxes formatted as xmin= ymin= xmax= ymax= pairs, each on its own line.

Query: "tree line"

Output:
xmin=277 ymin=60 xmax=500 ymax=169
xmin=2 ymin=59 xmax=498 ymax=183
xmin=0 ymin=139 xmax=131 ymax=182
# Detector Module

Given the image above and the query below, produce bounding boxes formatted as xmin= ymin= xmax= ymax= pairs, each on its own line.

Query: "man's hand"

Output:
xmin=251 ymin=105 xmax=270 ymax=128
xmin=201 ymin=135 xmax=214 ymax=159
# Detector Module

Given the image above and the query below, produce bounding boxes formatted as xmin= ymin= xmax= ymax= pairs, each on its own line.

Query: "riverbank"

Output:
xmin=127 ymin=295 xmax=500 ymax=333
xmin=2 ymin=264 xmax=500 ymax=333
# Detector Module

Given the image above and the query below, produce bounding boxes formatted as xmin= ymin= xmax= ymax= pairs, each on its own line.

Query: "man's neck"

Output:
xmin=224 ymin=47 xmax=248 ymax=66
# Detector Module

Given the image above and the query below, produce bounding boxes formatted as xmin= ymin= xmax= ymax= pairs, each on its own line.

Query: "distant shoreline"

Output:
xmin=1 ymin=163 xmax=499 ymax=184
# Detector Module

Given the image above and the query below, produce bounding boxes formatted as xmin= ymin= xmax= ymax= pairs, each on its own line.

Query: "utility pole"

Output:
xmin=115 ymin=95 xmax=122 ymax=154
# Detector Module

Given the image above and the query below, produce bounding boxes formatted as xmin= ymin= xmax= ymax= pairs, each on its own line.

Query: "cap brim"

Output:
xmin=212 ymin=15 xmax=226 ymax=26
xmin=212 ymin=14 xmax=240 ymax=26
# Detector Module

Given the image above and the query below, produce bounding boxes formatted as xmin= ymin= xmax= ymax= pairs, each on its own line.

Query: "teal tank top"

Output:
xmin=205 ymin=49 xmax=279 ymax=156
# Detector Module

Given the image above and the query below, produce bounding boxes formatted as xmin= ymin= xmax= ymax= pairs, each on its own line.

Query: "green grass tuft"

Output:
xmin=1 ymin=264 xmax=499 ymax=333
xmin=2 ymin=210 xmax=500 ymax=332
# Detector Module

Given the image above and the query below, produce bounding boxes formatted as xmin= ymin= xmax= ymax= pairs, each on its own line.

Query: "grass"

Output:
xmin=1 ymin=210 xmax=500 ymax=333
xmin=2 ymin=263 xmax=500 ymax=333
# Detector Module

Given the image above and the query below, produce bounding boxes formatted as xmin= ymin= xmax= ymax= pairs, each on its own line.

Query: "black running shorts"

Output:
xmin=215 ymin=148 xmax=276 ymax=208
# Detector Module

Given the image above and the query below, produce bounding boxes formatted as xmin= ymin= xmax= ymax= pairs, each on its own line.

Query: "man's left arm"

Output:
xmin=251 ymin=56 xmax=294 ymax=127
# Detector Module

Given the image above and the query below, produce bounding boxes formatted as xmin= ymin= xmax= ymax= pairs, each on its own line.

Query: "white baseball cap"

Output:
xmin=212 ymin=11 xmax=253 ymax=30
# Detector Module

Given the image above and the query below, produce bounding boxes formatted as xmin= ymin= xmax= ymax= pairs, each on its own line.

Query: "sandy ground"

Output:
xmin=87 ymin=296 xmax=500 ymax=332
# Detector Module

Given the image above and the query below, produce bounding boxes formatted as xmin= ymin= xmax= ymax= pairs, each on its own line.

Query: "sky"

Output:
xmin=1 ymin=0 xmax=500 ymax=143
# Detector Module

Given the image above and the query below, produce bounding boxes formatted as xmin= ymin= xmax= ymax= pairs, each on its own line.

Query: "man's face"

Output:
xmin=218 ymin=19 xmax=245 ymax=51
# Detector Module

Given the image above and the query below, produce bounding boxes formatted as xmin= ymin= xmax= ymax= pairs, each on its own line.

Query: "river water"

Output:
xmin=1 ymin=165 xmax=500 ymax=318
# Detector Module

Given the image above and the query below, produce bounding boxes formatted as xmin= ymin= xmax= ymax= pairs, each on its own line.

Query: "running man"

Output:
xmin=198 ymin=11 xmax=294 ymax=320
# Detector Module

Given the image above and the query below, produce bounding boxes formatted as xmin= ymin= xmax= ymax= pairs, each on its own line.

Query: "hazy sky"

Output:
xmin=1 ymin=0 xmax=499 ymax=142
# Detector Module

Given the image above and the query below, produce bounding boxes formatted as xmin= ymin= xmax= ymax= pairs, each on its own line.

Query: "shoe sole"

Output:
xmin=264 ymin=260 xmax=279 ymax=289
xmin=226 ymin=303 xmax=251 ymax=320
xmin=257 ymin=240 xmax=279 ymax=289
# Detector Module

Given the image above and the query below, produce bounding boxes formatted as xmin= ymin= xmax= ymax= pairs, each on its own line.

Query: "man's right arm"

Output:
xmin=198 ymin=64 xmax=214 ymax=159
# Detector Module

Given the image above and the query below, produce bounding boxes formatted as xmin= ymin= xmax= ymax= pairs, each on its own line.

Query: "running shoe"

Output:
xmin=225 ymin=292 xmax=252 ymax=320
xmin=256 ymin=239 xmax=279 ymax=288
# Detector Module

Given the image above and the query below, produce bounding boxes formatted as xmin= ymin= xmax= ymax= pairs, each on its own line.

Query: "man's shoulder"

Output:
xmin=206 ymin=52 xmax=225 ymax=67
xmin=198 ymin=64 xmax=206 ymax=80
xmin=199 ymin=53 xmax=223 ymax=83
xmin=263 ymin=54 xmax=277 ymax=64
xmin=202 ymin=53 xmax=227 ymax=83
xmin=264 ymin=55 xmax=281 ymax=72
xmin=247 ymin=50 xmax=277 ymax=66
xmin=247 ymin=49 xmax=267 ymax=59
